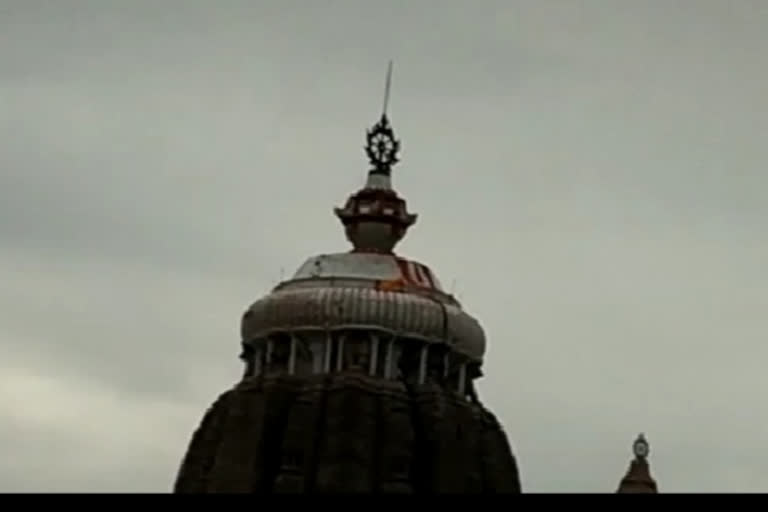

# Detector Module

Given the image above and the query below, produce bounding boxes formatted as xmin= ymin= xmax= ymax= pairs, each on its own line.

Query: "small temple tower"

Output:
xmin=172 ymin=70 xmax=522 ymax=494
xmin=616 ymin=434 xmax=658 ymax=493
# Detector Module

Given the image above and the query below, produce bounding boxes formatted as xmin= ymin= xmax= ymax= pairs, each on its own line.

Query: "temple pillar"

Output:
xmin=417 ymin=344 xmax=428 ymax=385
xmin=288 ymin=335 xmax=297 ymax=375
xmin=323 ymin=333 xmax=332 ymax=373
xmin=369 ymin=335 xmax=379 ymax=376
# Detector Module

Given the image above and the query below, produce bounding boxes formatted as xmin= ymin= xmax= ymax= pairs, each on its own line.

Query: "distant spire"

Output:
xmin=633 ymin=433 xmax=649 ymax=460
xmin=617 ymin=434 xmax=658 ymax=493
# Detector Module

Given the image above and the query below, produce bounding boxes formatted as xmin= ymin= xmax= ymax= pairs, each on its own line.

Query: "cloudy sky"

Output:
xmin=1 ymin=0 xmax=767 ymax=493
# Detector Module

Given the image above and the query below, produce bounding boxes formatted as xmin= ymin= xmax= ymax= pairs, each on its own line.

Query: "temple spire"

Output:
xmin=616 ymin=434 xmax=658 ymax=493
xmin=364 ymin=62 xmax=400 ymax=189
xmin=382 ymin=60 xmax=393 ymax=118
xmin=333 ymin=63 xmax=416 ymax=254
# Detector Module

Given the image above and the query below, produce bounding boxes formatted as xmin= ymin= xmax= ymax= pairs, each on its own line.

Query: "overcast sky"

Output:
xmin=1 ymin=0 xmax=767 ymax=493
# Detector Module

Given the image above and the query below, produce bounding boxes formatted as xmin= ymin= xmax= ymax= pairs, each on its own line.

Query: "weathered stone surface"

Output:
xmin=617 ymin=458 xmax=658 ymax=493
xmin=173 ymin=374 xmax=521 ymax=494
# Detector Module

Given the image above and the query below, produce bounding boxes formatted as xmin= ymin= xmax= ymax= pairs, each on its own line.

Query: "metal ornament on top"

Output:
xmin=633 ymin=433 xmax=650 ymax=460
xmin=366 ymin=60 xmax=400 ymax=178
xmin=365 ymin=114 xmax=400 ymax=176
xmin=334 ymin=62 xmax=417 ymax=254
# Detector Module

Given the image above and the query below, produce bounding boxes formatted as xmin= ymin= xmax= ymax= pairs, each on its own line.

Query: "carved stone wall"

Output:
xmin=616 ymin=458 xmax=658 ymax=493
xmin=173 ymin=374 xmax=522 ymax=494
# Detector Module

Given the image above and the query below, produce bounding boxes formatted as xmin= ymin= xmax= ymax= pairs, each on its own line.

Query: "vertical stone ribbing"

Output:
xmin=205 ymin=388 xmax=266 ymax=493
xmin=172 ymin=391 xmax=234 ymax=493
xmin=173 ymin=375 xmax=522 ymax=494
xmin=478 ymin=410 xmax=522 ymax=493
xmin=313 ymin=376 xmax=378 ymax=492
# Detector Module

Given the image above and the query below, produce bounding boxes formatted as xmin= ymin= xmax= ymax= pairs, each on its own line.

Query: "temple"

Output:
xmin=617 ymin=434 xmax=659 ymax=493
xmin=171 ymin=70 xmax=661 ymax=493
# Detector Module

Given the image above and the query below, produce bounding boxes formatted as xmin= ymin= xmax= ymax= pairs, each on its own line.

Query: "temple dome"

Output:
xmin=241 ymin=252 xmax=487 ymax=362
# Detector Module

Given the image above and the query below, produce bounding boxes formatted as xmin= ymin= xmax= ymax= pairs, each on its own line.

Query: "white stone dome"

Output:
xmin=241 ymin=252 xmax=487 ymax=362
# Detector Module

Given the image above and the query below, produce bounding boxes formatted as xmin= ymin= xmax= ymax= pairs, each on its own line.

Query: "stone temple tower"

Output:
xmin=617 ymin=434 xmax=658 ymax=493
xmin=172 ymin=93 xmax=522 ymax=493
